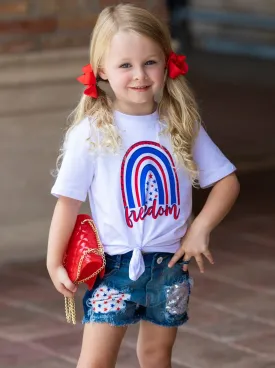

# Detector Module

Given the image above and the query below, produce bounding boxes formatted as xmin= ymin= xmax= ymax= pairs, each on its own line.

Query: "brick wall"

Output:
xmin=0 ymin=0 xmax=167 ymax=54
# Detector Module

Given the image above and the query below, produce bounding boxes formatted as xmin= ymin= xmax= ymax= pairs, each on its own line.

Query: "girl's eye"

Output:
xmin=120 ymin=63 xmax=131 ymax=68
xmin=145 ymin=60 xmax=156 ymax=65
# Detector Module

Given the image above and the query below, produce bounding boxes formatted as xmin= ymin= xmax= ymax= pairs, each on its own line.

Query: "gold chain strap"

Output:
xmin=64 ymin=218 xmax=106 ymax=324
xmin=64 ymin=295 xmax=76 ymax=324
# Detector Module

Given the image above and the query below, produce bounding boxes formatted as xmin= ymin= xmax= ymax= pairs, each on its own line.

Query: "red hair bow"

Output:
xmin=77 ymin=64 xmax=98 ymax=98
xmin=167 ymin=52 xmax=188 ymax=79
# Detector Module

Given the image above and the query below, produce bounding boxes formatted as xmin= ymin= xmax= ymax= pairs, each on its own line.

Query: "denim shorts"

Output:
xmin=82 ymin=251 xmax=193 ymax=327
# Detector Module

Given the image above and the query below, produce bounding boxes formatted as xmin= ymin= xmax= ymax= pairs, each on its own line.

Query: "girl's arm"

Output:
xmin=169 ymin=172 xmax=240 ymax=271
xmin=47 ymin=196 xmax=82 ymax=297
xmin=192 ymin=172 xmax=240 ymax=233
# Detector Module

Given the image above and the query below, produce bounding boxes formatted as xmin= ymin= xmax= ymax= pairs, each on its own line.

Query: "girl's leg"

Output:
xmin=136 ymin=320 xmax=178 ymax=368
xmin=77 ymin=323 xmax=128 ymax=368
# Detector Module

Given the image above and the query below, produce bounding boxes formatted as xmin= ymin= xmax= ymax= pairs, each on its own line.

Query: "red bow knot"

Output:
xmin=167 ymin=52 xmax=188 ymax=79
xmin=77 ymin=64 xmax=98 ymax=98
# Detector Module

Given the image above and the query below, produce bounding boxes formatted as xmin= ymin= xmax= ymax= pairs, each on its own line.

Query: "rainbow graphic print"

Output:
xmin=121 ymin=141 xmax=181 ymax=228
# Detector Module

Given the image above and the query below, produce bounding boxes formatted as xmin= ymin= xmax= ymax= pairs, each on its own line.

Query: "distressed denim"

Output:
xmin=83 ymin=251 xmax=193 ymax=327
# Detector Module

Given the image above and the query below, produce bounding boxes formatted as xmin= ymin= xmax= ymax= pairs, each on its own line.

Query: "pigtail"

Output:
xmin=54 ymin=84 xmax=121 ymax=176
xmin=68 ymin=83 xmax=121 ymax=153
xmin=92 ymin=85 xmax=121 ymax=152
xmin=158 ymin=76 xmax=201 ymax=185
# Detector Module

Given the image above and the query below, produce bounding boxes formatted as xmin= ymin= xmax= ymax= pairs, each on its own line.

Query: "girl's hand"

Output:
xmin=168 ymin=225 xmax=214 ymax=273
xmin=47 ymin=264 xmax=77 ymax=297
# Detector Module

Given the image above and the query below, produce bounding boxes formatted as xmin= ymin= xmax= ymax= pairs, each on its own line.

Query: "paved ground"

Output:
xmin=1 ymin=46 xmax=275 ymax=367
xmin=1 ymin=169 xmax=275 ymax=368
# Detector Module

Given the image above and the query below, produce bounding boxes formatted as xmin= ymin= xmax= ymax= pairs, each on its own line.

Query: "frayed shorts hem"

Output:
xmin=82 ymin=316 xmax=140 ymax=327
xmin=82 ymin=314 xmax=189 ymax=328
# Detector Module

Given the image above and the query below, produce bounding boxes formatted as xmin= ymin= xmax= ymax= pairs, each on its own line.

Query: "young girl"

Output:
xmin=47 ymin=4 xmax=240 ymax=368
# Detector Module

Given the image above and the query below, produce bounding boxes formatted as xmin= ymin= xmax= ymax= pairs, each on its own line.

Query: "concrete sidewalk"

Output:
xmin=1 ymin=170 xmax=275 ymax=368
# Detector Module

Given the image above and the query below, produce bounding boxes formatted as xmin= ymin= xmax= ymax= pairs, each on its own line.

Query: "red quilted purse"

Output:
xmin=63 ymin=214 xmax=106 ymax=324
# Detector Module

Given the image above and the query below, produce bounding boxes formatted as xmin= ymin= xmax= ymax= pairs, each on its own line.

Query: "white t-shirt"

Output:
xmin=52 ymin=110 xmax=236 ymax=280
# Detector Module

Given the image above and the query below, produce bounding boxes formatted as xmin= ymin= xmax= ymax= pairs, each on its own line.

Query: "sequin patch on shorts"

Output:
xmin=165 ymin=277 xmax=193 ymax=315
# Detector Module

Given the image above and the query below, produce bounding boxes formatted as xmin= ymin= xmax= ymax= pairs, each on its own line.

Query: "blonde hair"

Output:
xmin=59 ymin=3 xmax=201 ymax=184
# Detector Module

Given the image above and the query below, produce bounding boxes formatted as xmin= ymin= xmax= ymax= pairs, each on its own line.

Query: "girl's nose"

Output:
xmin=133 ymin=67 xmax=147 ymax=81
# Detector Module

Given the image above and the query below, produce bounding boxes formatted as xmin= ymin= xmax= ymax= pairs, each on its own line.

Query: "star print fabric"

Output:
xmin=145 ymin=172 xmax=159 ymax=205
xmin=86 ymin=285 xmax=131 ymax=314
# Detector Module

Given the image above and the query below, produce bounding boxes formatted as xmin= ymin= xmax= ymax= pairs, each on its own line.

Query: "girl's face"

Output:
xmin=99 ymin=31 xmax=166 ymax=115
